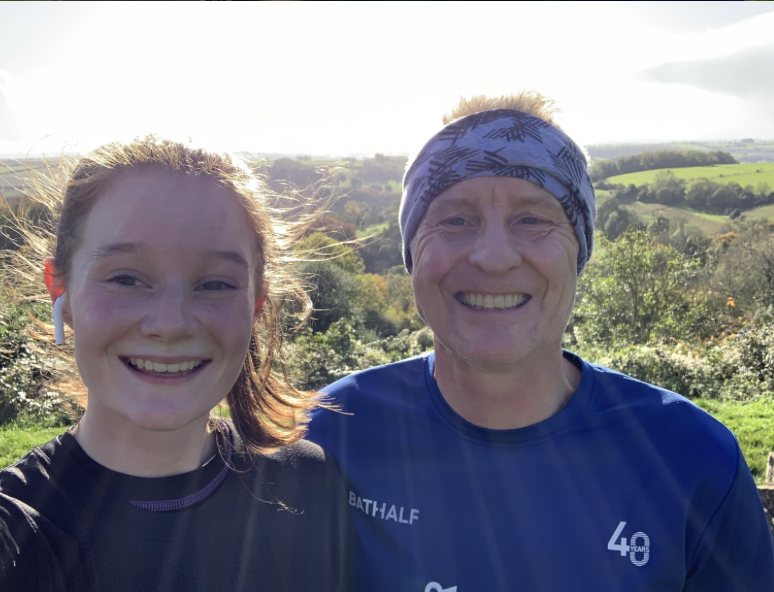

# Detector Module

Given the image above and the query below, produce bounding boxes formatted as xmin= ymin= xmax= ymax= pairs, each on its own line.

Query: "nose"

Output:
xmin=138 ymin=284 xmax=197 ymax=341
xmin=468 ymin=219 xmax=523 ymax=274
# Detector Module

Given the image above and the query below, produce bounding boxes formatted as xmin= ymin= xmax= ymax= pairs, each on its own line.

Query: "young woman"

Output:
xmin=0 ymin=137 xmax=351 ymax=591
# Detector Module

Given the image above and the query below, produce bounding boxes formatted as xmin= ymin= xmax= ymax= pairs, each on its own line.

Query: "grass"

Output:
xmin=0 ymin=404 xmax=233 ymax=470
xmin=746 ymin=203 xmax=774 ymax=220
xmin=607 ymin=162 xmax=774 ymax=188
xmin=356 ymin=222 xmax=388 ymax=238
xmin=2 ymin=399 xmax=772 ymax=483
xmin=0 ymin=423 xmax=64 ymax=469
xmin=694 ymin=398 xmax=774 ymax=484
xmin=624 ymin=201 xmax=727 ymax=234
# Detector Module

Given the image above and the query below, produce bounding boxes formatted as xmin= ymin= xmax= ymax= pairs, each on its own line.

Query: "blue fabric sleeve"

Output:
xmin=684 ymin=444 xmax=774 ymax=591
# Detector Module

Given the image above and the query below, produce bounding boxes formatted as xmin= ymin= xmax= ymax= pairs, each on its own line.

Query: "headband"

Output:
xmin=399 ymin=109 xmax=596 ymax=275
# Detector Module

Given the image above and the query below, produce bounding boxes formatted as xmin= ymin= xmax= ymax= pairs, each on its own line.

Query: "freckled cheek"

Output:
xmin=72 ymin=293 xmax=254 ymax=343
xmin=72 ymin=295 xmax=135 ymax=337
xmin=206 ymin=305 xmax=255 ymax=341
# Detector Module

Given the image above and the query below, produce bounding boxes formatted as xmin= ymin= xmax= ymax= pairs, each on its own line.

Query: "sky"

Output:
xmin=1 ymin=1 xmax=774 ymax=158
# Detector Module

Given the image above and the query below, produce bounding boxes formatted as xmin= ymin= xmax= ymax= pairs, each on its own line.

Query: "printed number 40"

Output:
xmin=607 ymin=521 xmax=630 ymax=556
xmin=608 ymin=521 xmax=651 ymax=567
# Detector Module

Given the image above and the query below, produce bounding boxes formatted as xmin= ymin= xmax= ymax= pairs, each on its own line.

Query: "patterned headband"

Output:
xmin=399 ymin=109 xmax=596 ymax=275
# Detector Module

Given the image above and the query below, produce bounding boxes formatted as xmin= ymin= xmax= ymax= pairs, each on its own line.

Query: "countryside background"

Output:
xmin=1 ymin=138 xmax=774 ymax=484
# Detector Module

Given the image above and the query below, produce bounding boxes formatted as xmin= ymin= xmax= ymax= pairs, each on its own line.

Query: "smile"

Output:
xmin=454 ymin=292 xmax=532 ymax=311
xmin=120 ymin=357 xmax=211 ymax=379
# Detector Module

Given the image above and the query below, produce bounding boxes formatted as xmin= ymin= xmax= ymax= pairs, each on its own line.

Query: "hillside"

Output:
xmin=607 ymin=162 xmax=774 ymax=188
xmin=0 ymin=159 xmax=55 ymax=204
xmin=587 ymin=141 xmax=774 ymax=163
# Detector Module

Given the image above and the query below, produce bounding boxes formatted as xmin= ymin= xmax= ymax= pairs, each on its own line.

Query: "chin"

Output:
xmin=443 ymin=339 xmax=528 ymax=369
xmin=121 ymin=403 xmax=206 ymax=432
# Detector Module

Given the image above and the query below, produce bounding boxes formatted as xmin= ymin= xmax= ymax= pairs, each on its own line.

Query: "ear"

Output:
xmin=43 ymin=258 xmax=66 ymax=304
xmin=254 ymin=293 xmax=267 ymax=322
xmin=44 ymin=257 xmax=73 ymax=329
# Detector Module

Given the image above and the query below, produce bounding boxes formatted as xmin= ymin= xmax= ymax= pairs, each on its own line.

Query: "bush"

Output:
xmin=578 ymin=320 xmax=774 ymax=402
xmin=286 ymin=320 xmax=432 ymax=391
xmin=588 ymin=345 xmax=713 ymax=399
xmin=297 ymin=259 xmax=360 ymax=333
xmin=286 ymin=320 xmax=391 ymax=391
xmin=0 ymin=301 xmax=78 ymax=427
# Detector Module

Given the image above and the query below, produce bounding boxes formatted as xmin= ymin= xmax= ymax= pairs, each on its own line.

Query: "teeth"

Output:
xmin=127 ymin=358 xmax=204 ymax=373
xmin=459 ymin=293 xmax=529 ymax=310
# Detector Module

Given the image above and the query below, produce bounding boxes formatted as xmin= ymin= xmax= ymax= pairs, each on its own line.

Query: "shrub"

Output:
xmin=286 ymin=320 xmax=432 ymax=391
xmin=0 ymin=301 xmax=79 ymax=427
xmin=286 ymin=319 xmax=391 ymax=391
xmin=578 ymin=320 xmax=774 ymax=402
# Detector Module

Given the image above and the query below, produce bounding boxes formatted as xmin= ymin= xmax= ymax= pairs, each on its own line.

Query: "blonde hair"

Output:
xmin=442 ymin=92 xmax=560 ymax=128
xmin=3 ymin=135 xmax=321 ymax=454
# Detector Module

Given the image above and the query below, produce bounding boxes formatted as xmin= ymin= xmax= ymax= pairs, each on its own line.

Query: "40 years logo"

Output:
xmin=425 ymin=583 xmax=457 ymax=592
xmin=607 ymin=521 xmax=651 ymax=567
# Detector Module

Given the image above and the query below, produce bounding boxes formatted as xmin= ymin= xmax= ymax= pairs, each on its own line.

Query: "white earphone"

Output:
xmin=53 ymin=293 xmax=66 ymax=345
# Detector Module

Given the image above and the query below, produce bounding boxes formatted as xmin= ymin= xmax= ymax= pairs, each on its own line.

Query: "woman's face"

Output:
xmin=58 ymin=167 xmax=263 ymax=431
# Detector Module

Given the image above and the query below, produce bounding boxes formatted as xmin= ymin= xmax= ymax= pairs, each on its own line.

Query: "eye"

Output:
xmin=199 ymin=281 xmax=236 ymax=292
xmin=444 ymin=217 xmax=468 ymax=227
xmin=108 ymin=274 xmax=144 ymax=287
xmin=519 ymin=216 xmax=541 ymax=225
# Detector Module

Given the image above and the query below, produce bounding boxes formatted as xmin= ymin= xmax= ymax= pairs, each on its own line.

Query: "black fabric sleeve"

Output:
xmin=326 ymin=451 xmax=355 ymax=592
xmin=684 ymin=445 xmax=774 ymax=591
xmin=0 ymin=493 xmax=64 ymax=592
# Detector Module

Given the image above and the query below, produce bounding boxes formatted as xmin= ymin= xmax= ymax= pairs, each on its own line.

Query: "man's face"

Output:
xmin=411 ymin=176 xmax=579 ymax=368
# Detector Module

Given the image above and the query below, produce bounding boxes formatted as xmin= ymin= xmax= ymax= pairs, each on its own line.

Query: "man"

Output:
xmin=307 ymin=94 xmax=774 ymax=591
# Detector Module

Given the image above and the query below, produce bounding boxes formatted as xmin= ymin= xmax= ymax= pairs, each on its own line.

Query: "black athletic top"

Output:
xmin=0 ymin=424 xmax=352 ymax=591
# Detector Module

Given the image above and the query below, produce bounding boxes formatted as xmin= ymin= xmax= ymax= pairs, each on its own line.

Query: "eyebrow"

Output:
xmin=433 ymin=194 xmax=559 ymax=211
xmin=91 ymin=242 xmax=249 ymax=269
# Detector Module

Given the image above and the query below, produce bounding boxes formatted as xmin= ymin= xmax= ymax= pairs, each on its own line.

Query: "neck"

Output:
xmin=433 ymin=342 xmax=582 ymax=430
xmin=73 ymin=402 xmax=216 ymax=477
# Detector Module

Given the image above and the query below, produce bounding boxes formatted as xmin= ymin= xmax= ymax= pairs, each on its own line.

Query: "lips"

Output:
xmin=120 ymin=357 xmax=210 ymax=379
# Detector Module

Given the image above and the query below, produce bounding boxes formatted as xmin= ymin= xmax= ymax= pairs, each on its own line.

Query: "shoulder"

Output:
xmin=584 ymin=359 xmax=740 ymax=477
xmin=0 ymin=434 xmax=73 ymax=590
xmin=236 ymin=438 xmax=343 ymax=493
xmin=323 ymin=353 xmax=429 ymax=398
xmin=307 ymin=354 xmax=431 ymax=448
xmin=0 ymin=433 xmax=66 ymax=505
xmin=263 ymin=439 xmax=331 ymax=473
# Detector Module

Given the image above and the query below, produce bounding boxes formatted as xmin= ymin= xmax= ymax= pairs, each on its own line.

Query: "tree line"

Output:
xmin=590 ymin=150 xmax=738 ymax=181
xmin=599 ymin=172 xmax=774 ymax=223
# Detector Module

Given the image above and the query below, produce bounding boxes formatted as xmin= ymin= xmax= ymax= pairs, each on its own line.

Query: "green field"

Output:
xmin=607 ymin=162 xmax=774 ymax=188
xmin=588 ymin=140 xmax=774 ymax=163
xmin=357 ymin=222 xmax=388 ymax=238
xmin=694 ymin=398 xmax=774 ymax=483
xmin=745 ymin=203 xmax=774 ymax=220
xmin=624 ymin=202 xmax=728 ymax=234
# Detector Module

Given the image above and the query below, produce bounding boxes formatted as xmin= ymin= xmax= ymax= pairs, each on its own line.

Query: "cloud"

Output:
xmin=639 ymin=45 xmax=774 ymax=97
xmin=624 ymin=2 xmax=774 ymax=33
xmin=0 ymin=71 xmax=22 ymax=141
